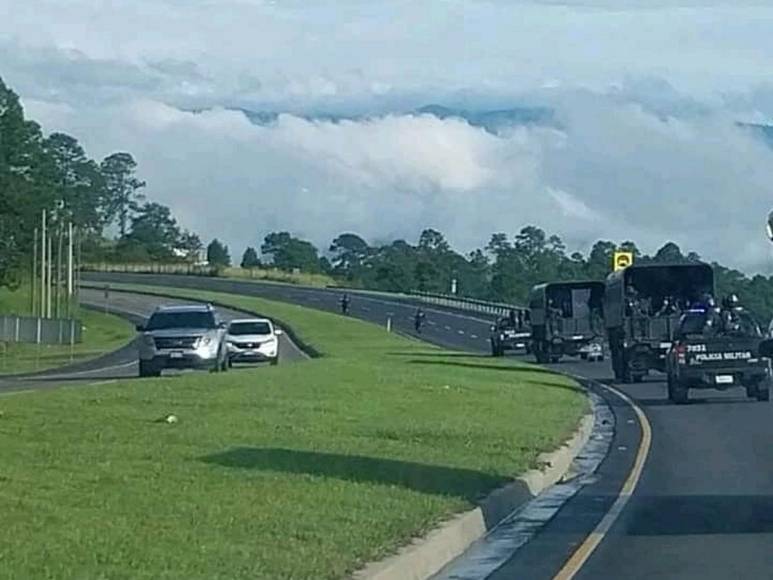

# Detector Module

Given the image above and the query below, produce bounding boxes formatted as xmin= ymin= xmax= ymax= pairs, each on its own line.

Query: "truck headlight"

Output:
xmin=196 ymin=336 xmax=213 ymax=348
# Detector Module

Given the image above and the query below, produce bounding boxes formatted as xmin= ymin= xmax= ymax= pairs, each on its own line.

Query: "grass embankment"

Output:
xmin=0 ymin=284 xmax=587 ymax=579
xmin=221 ymin=266 xmax=336 ymax=288
xmin=0 ymin=286 xmax=134 ymax=375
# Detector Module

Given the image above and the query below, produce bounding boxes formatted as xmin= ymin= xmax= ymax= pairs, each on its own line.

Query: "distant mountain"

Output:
xmin=414 ymin=104 xmax=555 ymax=132
xmin=228 ymin=104 xmax=556 ymax=134
xmin=738 ymin=122 xmax=773 ymax=147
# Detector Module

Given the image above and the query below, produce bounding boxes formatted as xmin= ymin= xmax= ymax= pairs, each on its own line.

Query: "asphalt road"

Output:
xmin=83 ymin=272 xmax=773 ymax=580
xmin=0 ymin=287 xmax=305 ymax=394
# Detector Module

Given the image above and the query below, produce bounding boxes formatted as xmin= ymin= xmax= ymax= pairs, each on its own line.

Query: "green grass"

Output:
xmin=0 ymin=284 xmax=587 ymax=580
xmin=221 ymin=266 xmax=337 ymax=288
xmin=0 ymin=286 xmax=135 ymax=375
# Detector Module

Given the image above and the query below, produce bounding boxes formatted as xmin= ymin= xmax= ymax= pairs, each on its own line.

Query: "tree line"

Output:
xmin=0 ymin=76 xmax=201 ymax=288
xmin=220 ymin=227 xmax=773 ymax=325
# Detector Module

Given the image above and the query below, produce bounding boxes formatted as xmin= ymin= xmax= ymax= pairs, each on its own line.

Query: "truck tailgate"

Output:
xmin=684 ymin=338 xmax=759 ymax=368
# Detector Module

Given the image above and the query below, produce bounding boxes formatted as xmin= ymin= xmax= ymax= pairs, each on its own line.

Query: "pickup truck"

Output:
xmin=490 ymin=317 xmax=531 ymax=357
xmin=665 ymin=309 xmax=771 ymax=404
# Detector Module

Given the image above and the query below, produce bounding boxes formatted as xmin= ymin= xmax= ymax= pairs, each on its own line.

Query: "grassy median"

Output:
xmin=0 ymin=284 xmax=586 ymax=580
xmin=0 ymin=286 xmax=134 ymax=375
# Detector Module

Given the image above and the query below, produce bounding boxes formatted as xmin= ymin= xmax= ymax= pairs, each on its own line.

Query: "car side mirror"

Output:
xmin=136 ymin=324 xmax=145 ymax=332
xmin=274 ymin=329 xmax=284 ymax=336
xmin=759 ymin=338 xmax=773 ymax=358
xmin=218 ymin=322 xmax=227 ymax=329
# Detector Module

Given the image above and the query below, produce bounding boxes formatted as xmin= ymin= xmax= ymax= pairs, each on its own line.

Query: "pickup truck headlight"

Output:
xmin=196 ymin=336 xmax=213 ymax=348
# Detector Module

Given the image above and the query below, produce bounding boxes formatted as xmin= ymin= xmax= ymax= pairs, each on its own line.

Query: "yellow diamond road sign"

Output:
xmin=613 ymin=251 xmax=633 ymax=271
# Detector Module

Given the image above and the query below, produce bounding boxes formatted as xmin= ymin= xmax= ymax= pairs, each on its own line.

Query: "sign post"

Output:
xmin=613 ymin=251 xmax=634 ymax=272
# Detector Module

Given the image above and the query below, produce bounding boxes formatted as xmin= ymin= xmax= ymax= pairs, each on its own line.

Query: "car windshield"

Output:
xmin=145 ymin=311 xmax=216 ymax=330
xmin=229 ymin=322 xmax=272 ymax=335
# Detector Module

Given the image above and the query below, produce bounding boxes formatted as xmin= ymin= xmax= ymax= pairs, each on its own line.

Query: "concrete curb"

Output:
xmin=351 ymin=409 xmax=596 ymax=580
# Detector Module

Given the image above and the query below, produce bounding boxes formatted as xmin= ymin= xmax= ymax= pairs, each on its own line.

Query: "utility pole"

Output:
xmin=67 ymin=222 xmax=74 ymax=317
xmin=56 ymin=224 xmax=63 ymax=318
xmin=40 ymin=210 xmax=47 ymax=319
xmin=32 ymin=228 xmax=38 ymax=316
xmin=47 ymin=235 xmax=53 ymax=319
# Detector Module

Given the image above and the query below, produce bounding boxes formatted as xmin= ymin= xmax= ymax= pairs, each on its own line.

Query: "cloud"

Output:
xmin=23 ymin=92 xmax=773 ymax=273
xmin=6 ymin=0 xmax=773 ymax=273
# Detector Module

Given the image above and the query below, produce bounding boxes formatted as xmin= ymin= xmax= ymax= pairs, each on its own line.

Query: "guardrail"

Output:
xmin=407 ymin=291 xmax=526 ymax=318
xmin=83 ymin=263 xmax=218 ymax=276
xmin=0 ymin=315 xmax=82 ymax=345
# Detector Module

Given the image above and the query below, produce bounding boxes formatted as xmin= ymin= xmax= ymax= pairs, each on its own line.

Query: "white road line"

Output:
xmin=428 ymin=321 xmax=437 ymax=326
xmin=471 ymin=334 xmax=478 ymax=339
xmin=444 ymin=325 xmax=452 ymax=331
xmin=458 ymin=330 xmax=465 ymax=335
xmin=552 ymin=381 xmax=652 ymax=580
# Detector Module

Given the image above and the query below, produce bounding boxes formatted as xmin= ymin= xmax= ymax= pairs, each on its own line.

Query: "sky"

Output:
xmin=3 ymin=0 xmax=773 ymax=271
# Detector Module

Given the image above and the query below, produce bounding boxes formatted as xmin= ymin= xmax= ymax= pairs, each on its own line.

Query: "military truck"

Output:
xmin=490 ymin=314 xmax=531 ymax=357
xmin=529 ymin=281 xmax=605 ymax=363
xmin=665 ymin=306 xmax=771 ymax=403
xmin=605 ymin=262 xmax=714 ymax=383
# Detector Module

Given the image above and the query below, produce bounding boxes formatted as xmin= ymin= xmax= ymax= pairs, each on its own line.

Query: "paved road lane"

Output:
xmin=0 ymin=287 xmax=306 ymax=394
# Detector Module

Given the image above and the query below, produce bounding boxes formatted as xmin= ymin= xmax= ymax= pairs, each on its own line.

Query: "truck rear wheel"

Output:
xmin=667 ymin=375 xmax=688 ymax=404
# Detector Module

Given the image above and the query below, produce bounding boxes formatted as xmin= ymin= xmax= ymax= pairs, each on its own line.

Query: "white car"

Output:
xmin=579 ymin=341 xmax=605 ymax=362
xmin=226 ymin=318 xmax=282 ymax=366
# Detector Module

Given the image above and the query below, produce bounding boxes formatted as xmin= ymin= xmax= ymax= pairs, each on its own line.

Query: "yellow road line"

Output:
xmin=552 ymin=382 xmax=652 ymax=580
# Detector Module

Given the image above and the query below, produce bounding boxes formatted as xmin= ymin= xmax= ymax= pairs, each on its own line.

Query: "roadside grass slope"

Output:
xmin=0 ymin=284 xmax=586 ymax=579
xmin=0 ymin=286 xmax=134 ymax=375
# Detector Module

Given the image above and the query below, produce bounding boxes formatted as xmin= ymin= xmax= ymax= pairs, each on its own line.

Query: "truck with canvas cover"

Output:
xmin=529 ymin=281 xmax=605 ymax=363
xmin=605 ymin=262 xmax=714 ymax=383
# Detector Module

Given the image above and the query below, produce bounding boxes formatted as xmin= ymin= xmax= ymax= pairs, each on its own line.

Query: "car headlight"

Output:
xmin=141 ymin=335 xmax=155 ymax=346
xmin=196 ymin=336 xmax=213 ymax=348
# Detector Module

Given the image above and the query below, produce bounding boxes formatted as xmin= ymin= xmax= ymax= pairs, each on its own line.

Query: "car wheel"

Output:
xmin=270 ymin=357 xmax=279 ymax=366
xmin=139 ymin=361 xmax=160 ymax=378
xmin=758 ymin=386 xmax=770 ymax=402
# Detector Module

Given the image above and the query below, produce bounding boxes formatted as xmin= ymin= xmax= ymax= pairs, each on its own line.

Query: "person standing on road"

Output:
xmin=414 ymin=307 xmax=426 ymax=333
xmin=340 ymin=293 xmax=351 ymax=315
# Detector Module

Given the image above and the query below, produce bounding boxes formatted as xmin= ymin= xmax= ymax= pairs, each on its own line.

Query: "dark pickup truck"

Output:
xmin=665 ymin=309 xmax=771 ymax=404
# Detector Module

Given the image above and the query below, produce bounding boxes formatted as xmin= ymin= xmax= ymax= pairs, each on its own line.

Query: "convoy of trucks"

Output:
xmin=491 ymin=260 xmax=773 ymax=403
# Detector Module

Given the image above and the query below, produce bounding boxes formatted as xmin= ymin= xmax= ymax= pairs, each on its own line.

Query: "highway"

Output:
xmin=81 ymin=272 xmax=773 ymax=580
xmin=0 ymin=287 xmax=306 ymax=395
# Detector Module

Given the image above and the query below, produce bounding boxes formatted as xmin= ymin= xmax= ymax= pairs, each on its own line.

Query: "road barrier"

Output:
xmin=83 ymin=263 xmax=218 ymax=276
xmin=0 ymin=315 xmax=82 ymax=345
xmin=407 ymin=290 xmax=526 ymax=319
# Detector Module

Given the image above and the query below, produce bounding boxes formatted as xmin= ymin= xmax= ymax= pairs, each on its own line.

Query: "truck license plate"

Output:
xmin=170 ymin=351 xmax=184 ymax=359
xmin=715 ymin=375 xmax=734 ymax=385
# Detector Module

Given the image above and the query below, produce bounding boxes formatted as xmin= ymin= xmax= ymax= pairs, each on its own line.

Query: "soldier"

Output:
xmin=547 ymin=298 xmax=562 ymax=335
xmin=657 ymin=296 xmax=678 ymax=316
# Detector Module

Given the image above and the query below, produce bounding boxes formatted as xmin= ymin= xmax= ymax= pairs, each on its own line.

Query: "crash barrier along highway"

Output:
xmin=0 ymin=315 xmax=82 ymax=345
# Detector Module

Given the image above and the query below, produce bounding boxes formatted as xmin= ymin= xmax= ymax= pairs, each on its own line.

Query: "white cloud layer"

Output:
xmin=5 ymin=0 xmax=773 ymax=271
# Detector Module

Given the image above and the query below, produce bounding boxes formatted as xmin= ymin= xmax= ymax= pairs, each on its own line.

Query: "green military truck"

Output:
xmin=604 ymin=262 xmax=714 ymax=383
xmin=528 ymin=281 xmax=605 ymax=364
